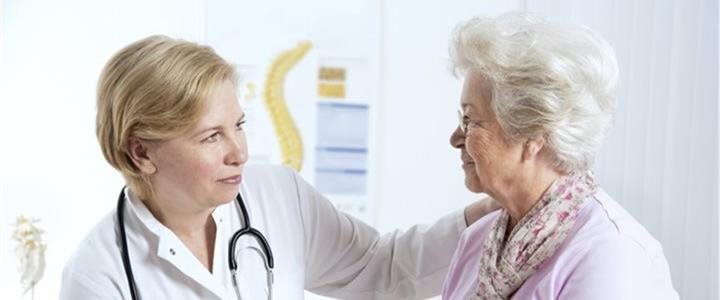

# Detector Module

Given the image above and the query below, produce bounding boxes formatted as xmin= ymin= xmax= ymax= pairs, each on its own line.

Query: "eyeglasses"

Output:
xmin=457 ymin=109 xmax=469 ymax=133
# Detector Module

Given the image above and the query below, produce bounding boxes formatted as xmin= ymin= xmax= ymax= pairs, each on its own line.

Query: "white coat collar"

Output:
xmin=123 ymin=187 xmax=230 ymax=299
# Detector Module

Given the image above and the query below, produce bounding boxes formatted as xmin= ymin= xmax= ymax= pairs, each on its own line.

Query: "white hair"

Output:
xmin=450 ymin=12 xmax=619 ymax=172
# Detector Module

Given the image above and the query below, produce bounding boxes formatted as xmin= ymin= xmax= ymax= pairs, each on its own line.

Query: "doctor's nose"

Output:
xmin=224 ymin=135 xmax=248 ymax=166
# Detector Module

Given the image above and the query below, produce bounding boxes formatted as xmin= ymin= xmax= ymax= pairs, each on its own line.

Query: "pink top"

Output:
xmin=442 ymin=189 xmax=679 ymax=299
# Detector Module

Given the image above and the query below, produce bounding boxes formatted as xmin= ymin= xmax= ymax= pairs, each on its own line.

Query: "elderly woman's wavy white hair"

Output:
xmin=450 ymin=12 xmax=619 ymax=172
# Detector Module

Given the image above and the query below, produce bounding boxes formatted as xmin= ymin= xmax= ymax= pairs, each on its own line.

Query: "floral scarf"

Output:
xmin=473 ymin=171 xmax=598 ymax=299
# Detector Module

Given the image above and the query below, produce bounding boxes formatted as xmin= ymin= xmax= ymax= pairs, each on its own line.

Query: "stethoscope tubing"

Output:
xmin=116 ymin=188 xmax=274 ymax=300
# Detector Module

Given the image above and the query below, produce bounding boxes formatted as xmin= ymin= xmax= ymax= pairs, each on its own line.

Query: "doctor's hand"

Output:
xmin=463 ymin=197 xmax=501 ymax=226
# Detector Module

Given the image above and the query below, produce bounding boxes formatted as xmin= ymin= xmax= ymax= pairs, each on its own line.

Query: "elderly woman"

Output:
xmin=442 ymin=13 xmax=679 ymax=299
xmin=60 ymin=35 xmax=498 ymax=299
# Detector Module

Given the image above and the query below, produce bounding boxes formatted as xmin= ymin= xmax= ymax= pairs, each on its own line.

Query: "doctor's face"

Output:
xmin=147 ymin=79 xmax=248 ymax=210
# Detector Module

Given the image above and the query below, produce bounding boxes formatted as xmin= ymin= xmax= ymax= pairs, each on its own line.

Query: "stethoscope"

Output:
xmin=116 ymin=188 xmax=274 ymax=300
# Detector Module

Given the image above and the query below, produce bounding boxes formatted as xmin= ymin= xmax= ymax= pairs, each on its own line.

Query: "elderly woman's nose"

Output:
xmin=450 ymin=126 xmax=465 ymax=149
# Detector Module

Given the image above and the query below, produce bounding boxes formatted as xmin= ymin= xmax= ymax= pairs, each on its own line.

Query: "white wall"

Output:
xmin=0 ymin=0 xmax=205 ymax=298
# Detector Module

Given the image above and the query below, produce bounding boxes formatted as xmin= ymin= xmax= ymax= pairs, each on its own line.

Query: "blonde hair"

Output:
xmin=450 ymin=12 xmax=618 ymax=172
xmin=96 ymin=35 xmax=236 ymax=200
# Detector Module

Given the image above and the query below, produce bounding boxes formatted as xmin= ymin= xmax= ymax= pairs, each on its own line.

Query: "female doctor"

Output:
xmin=59 ymin=35 xmax=498 ymax=299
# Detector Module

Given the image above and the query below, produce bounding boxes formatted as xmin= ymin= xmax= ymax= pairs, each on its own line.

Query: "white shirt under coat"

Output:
xmin=60 ymin=164 xmax=466 ymax=299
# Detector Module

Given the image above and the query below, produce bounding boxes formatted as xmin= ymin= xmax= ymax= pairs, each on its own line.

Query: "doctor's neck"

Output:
xmin=139 ymin=189 xmax=218 ymax=271
xmin=142 ymin=193 xmax=216 ymax=238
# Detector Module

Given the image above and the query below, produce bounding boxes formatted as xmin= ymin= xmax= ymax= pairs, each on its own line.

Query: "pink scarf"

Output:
xmin=474 ymin=172 xmax=598 ymax=299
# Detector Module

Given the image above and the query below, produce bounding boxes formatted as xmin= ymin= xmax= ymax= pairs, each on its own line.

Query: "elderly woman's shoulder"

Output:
xmin=561 ymin=187 xmax=676 ymax=289
xmin=575 ymin=188 xmax=666 ymax=259
xmin=554 ymin=189 xmax=679 ymax=298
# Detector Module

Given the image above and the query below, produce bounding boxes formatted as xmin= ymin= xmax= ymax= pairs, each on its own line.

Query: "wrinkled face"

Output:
xmin=147 ymin=79 xmax=248 ymax=210
xmin=449 ymin=72 xmax=523 ymax=194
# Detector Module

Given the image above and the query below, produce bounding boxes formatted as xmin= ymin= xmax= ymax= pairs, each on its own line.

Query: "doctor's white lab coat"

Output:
xmin=60 ymin=164 xmax=467 ymax=299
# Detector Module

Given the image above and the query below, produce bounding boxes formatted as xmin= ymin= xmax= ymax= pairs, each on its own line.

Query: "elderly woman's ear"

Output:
xmin=522 ymin=136 xmax=546 ymax=161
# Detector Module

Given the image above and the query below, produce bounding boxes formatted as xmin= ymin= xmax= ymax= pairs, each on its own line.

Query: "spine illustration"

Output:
xmin=263 ymin=41 xmax=312 ymax=171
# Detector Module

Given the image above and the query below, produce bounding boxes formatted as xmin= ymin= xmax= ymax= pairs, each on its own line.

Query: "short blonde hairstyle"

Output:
xmin=450 ymin=12 xmax=619 ymax=172
xmin=96 ymin=35 xmax=237 ymax=200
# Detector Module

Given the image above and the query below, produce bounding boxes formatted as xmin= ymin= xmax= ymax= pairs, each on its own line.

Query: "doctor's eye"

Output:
xmin=203 ymin=131 xmax=221 ymax=143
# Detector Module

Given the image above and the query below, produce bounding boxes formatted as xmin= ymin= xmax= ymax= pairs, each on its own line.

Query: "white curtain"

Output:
xmin=524 ymin=0 xmax=718 ymax=299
